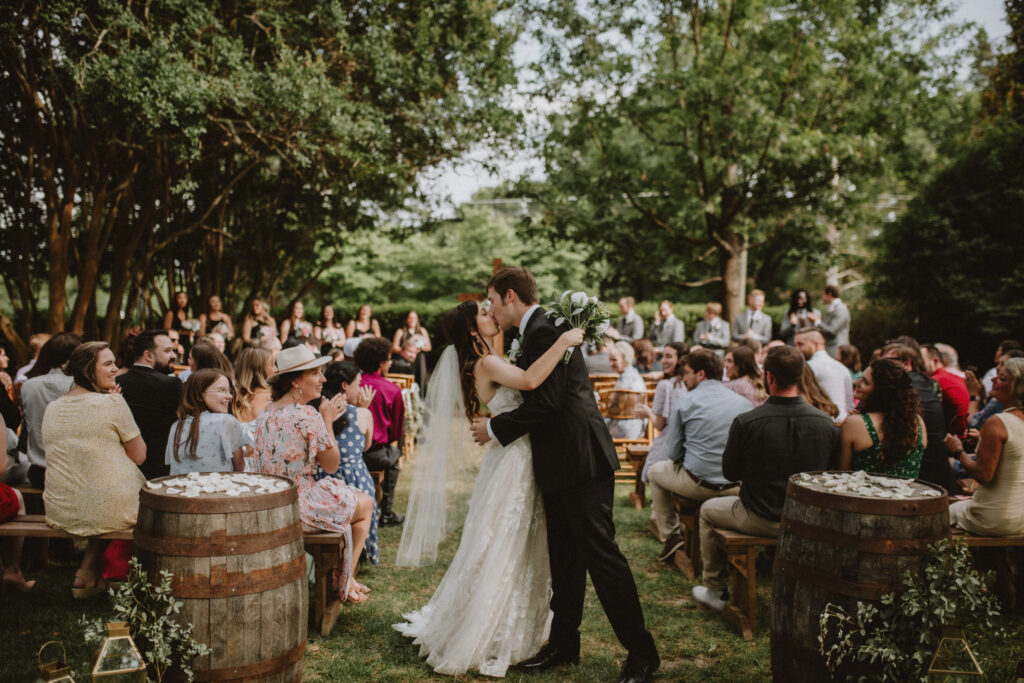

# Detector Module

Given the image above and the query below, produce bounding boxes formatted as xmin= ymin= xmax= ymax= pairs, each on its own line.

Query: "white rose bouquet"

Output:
xmin=544 ymin=290 xmax=611 ymax=363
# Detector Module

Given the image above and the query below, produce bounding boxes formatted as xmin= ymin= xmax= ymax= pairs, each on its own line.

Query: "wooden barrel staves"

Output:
xmin=770 ymin=471 xmax=949 ymax=682
xmin=135 ymin=473 xmax=307 ymax=682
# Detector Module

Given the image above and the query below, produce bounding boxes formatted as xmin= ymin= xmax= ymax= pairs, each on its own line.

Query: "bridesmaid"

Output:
xmin=345 ymin=304 xmax=381 ymax=339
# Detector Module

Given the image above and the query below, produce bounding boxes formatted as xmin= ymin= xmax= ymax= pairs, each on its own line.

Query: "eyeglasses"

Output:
xmin=205 ymin=387 xmax=234 ymax=397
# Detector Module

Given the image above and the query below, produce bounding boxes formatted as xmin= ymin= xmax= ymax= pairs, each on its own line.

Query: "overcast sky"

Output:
xmin=422 ymin=0 xmax=1012 ymax=210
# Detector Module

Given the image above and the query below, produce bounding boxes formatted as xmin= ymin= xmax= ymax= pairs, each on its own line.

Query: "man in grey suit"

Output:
xmin=609 ymin=296 xmax=644 ymax=342
xmin=813 ymin=285 xmax=850 ymax=357
xmin=648 ymin=300 xmax=685 ymax=351
xmin=694 ymin=303 xmax=730 ymax=357
xmin=731 ymin=289 xmax=772 ymax=345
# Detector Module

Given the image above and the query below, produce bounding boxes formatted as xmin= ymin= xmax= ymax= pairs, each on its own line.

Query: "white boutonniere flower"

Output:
xmin=508 ymin=336 xmax=524 ymax=362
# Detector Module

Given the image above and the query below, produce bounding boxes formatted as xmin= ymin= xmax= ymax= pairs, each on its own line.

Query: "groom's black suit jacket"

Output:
xmin=490 ymin=307 xmax=619 ymax=493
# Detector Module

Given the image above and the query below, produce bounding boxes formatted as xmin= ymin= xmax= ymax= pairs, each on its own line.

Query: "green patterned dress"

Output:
xmin=851 ymin=413 xmax=923 ymax=478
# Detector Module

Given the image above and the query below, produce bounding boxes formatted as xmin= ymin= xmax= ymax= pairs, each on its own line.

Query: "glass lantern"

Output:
xmin=927 ymin=626 xmax=983 ymax=681
xmin=91 ymin=622 xmax=146 ymax=682
xmin=36 ymin=641 xmax=75 ymax=682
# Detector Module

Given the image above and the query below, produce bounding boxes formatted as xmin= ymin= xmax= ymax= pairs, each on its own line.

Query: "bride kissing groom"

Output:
xmin=394 ymin=267 xmax=659 ymax=683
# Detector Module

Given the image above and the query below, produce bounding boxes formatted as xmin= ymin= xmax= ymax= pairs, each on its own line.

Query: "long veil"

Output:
xmin=395 ymin=345 xmax=473 ymax=566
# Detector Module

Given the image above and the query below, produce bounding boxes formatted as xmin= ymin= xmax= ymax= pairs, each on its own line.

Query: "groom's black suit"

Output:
xmin=490 ymin=307 xmax=658 ymax=665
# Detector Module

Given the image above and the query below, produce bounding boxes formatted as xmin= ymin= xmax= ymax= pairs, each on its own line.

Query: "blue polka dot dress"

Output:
xmin=315 ymin=404 xmax=380 ymax=564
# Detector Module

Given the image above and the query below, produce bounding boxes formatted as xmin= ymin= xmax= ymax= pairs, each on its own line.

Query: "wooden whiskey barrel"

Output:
xmin=770 ymin=472 xmax=949 ymax=682
xmin=134 ymin=474 xmax=307 ymax=682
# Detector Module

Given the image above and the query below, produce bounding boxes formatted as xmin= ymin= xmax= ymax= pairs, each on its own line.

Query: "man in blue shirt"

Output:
xmin=647 ymin=348 xmax=752 ymax=561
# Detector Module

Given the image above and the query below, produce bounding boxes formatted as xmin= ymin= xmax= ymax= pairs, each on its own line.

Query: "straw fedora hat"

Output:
xmin=269 ymin=346 xmax=331 ymax=381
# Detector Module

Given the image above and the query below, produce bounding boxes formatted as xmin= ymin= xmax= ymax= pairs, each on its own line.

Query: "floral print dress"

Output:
xmin=253 ymin=403 xmax=357 ymax=597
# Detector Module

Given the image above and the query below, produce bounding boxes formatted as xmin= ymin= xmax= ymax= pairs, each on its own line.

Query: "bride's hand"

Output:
xmin=559 ymin=328 xmax=585 ymax=348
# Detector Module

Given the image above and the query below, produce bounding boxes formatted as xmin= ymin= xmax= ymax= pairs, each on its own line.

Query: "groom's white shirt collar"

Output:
xmin=517 ymin=304 xmax=541 ymax=336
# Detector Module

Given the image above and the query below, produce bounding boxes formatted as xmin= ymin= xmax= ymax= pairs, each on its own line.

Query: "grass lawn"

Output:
xmin=3 ymin=464 xmax=1023 ymax=682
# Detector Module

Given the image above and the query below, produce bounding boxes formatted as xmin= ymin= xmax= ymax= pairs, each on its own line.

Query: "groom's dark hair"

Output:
xmin=487 ymin=267 xmax=538 ymax=305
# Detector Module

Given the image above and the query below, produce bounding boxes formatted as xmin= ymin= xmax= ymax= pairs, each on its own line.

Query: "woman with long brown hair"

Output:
xmin=798 ymin=364 xmax=839 ymax=421
xmin=724 ymin=345 xmax=767 ymax=406
xmin=838 ymin=358 xmax=926 ymax=477
xmin=166 ymin=369 xmax=249 ymax=474
xmin=394 ymin=299 xmax=582 ymax=677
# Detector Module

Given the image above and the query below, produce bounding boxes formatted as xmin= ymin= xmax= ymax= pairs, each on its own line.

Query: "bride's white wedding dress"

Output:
xmin=393 ymin=385 xmax=553 ymax=677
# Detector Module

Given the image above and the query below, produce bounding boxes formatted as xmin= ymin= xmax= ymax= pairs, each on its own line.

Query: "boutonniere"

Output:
xmin=508 ymin=335 xmax=524 ymax=362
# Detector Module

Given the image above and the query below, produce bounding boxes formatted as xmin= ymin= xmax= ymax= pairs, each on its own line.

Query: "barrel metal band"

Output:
xmin=134 ymin=521 xmax=302 ymax=557
xmin=786 ymin=476 xmax=948 ymax=516
xmin=773 ymin=557 xmax=901 ymax=601
xmin=194 ymin=640 xmax=306 ymax=681
xmin=778 ymin=518 xmax=951 ymax=555
xmin=169 ymin=552 xmax=306 ymax=598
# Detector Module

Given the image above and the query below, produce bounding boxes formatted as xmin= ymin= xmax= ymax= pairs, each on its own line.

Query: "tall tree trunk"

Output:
xmin=0 ymin=311 xmax=29 ymax=367
xmin=719 ymin=231 xmax=747 ymax=329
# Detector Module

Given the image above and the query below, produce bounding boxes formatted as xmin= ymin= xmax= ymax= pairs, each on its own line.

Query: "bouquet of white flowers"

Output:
xmin=544 ymin=290 xmax=611 ymax=363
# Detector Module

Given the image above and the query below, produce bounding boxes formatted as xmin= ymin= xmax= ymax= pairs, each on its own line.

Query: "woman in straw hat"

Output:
xmin=252 ymin=346 xmax=375 ymax=605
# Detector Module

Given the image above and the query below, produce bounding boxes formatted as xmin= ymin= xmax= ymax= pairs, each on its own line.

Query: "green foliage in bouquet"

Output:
xmin=544 ymin=290 xmax=612 ymax=362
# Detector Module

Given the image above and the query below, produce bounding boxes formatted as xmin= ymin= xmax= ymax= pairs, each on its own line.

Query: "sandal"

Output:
xmin=352 ymin=580 xmax=371 ymax=594
xmin=71 ymin=569 xmax=108 ymax=600
xmin=346 ymin=579 xmax=369 ymax=603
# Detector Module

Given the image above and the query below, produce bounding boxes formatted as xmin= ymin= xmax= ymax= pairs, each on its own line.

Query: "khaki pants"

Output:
xmin=699 ymin=496 xmax=779 ymax=591
xmin=647 ymin=460 xmax=739 ymax=540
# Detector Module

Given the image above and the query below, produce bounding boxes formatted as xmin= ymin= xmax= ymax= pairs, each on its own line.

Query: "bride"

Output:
xmin=393 ymin=299 xmax=583 ymax=677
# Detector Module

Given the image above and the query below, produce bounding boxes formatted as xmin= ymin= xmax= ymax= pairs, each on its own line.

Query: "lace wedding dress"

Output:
xmin=393 ymin=386 xmax=553 ymax=677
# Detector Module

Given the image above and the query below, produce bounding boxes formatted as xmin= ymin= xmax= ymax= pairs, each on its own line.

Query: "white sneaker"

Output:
xmin=692 ymin=585 xmax=726 ymax=612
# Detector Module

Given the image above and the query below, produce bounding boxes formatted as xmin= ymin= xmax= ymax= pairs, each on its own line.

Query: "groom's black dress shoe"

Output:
xmin=512 ymin=643 xmax=580 ymax=672
xmin=616 ymin=654 xmax=660 ymax=683
xmin=379 ymin=512 xmax=405 ymax=527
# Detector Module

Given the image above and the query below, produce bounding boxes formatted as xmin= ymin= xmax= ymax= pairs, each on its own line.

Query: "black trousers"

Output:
xmin=363 ymin=442 xmax=401 ymax=515
xmin=542 ymin=473 xmax=658 ymax=663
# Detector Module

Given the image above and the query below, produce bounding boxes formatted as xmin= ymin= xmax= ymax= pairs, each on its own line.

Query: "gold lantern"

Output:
xmin=91 ymin=622 xmax=146 ymax=682
xmin=36 ymin=641 xmax=75 ymax=682
xmin=927 ymin=625 xmax=983 ymax=681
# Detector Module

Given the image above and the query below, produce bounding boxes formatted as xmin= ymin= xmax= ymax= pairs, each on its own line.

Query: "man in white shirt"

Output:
xmin=795 ymin=329 xmax=853 ymax=422
xmin=731 ymin=289 xmax=772 ymax=345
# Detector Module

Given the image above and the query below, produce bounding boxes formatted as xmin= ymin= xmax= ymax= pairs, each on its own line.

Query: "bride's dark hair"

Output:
xmin=443 ymin=300 xmax=489 ymax=421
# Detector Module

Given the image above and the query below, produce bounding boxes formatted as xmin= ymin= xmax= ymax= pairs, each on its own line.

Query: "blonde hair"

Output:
xmin=613 ymin=340 xmax=636 ymax=367
xmin=232 ymin=347 xmax=272 ymax=419
xmin=705 ymin=302 xmax=722 ymax=316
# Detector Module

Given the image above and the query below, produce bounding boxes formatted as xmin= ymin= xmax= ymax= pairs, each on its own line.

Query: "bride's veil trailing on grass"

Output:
xmin=395 ymin=345 xmax=474 ymax=566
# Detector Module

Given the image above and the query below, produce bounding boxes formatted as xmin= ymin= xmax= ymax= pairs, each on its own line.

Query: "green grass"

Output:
xmin=4 ymin=469 xmax=1023 ymax=682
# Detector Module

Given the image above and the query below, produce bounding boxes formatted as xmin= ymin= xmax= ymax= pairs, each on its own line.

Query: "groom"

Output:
xmin=471 ymin=267 xmax=660 ymax=683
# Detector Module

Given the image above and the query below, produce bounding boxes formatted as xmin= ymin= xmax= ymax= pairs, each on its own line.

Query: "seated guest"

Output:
xmin=946 ymin=358 xmax=1024 ymax=536
xmin=838 ymin=358 xmax=926 ymax=478
xmin=732 ymin=289 xmax=772 ymax=346
xmin=982 ymin=339 xmax=1022 ymax=395
xmin=778 ymin=289 xmax=819 ymax=345
xmin=934 ymin=343 xmax=965 ymax=378
xmin=608 ymin=296 xmax=644 ymax=343
xmin=346 ymin=304 xmax=382 ymax=339
xmin=353 ymin=337 xmax=406 ymax=526
xmin=178 ymin=339 xmax=233 ymax=383
xmin=798 ymin=364 xmax=839 ymax=420
xmin=241 ymin=298 xmax=278 ymax=347
xmin=605 ymin=341 xmax=647 ymax=439
xmin=881 ymin=342 xmax=952 ymax=491
xmin=838 ymin=344 xmax=862 ymax=381
xmin=583 ymin=336 xmax=613 ymax=374
xmin=166 ymin=369 xmax=249 ymax=475
xmin=647 ymin=349 xmax=751 ymax=559
xmin=692 ymin=346 xmax=835 ymax=611
xmin=795 ymin=329 xmax=853 ymax=421
xmin=389 ymin=340 xmax=419 ymax=375
xmin=316 ymin=304 xmax=347 ymax=351
xmin=315 ymin=361 xmax=380 ymax=565
xmin=724 ymin=346 xmax=767 ymax=407
xmin=694 ymin=303 xmax=730 ymax=356
xmin=198 ymin=295 xmax=234 ymax=341
xmin=1 ymin=415 xmax=34 ymax=591
xmin=252 ymin=346 xmax=374 ymax=603
xmin=42 ymin=342 xmax=146 ymax=598
xmin=648 ymin=300 xmax=685 ymax=351
xmin=115 ymin=327 xmax=143 ymax=376
xmin=13 ymin=333 xmax=51 ymax=386
xmin=633 ymin=338 xmax=661 ymax=374
xmin=231 ymin=347 xmax=275 ymax=423
xmin=19 ymin=332 xmax=81 ymax=489
xmin=922 ymin=344 xmax=969 ymax=436
xmin=638 ymin=342 xmax=689 ymax=488
xmin=199 ymin=333 xmax=227 ymax=355
xmin=116 ymin=330 xmax=183 ymax=480
xmin=0 ymin=345 xmax=13 ymax=393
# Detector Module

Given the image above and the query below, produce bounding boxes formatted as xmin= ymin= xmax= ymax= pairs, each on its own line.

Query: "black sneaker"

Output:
xmin=657 ymin=533 xmax=686 ymax=562
xmin=379 ymin=512 xmax=405 ymax=527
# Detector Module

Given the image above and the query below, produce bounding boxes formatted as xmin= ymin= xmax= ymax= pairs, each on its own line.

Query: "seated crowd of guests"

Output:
xmin=0 ymin=321 xmax=414 ymax=604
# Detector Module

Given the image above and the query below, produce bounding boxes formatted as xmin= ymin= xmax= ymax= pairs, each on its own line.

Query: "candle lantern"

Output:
xmin=926 ymin=625 xmax=983 ymax=681
xmin=36 ymin=641 xmax=75 ymax=682
xmin=91 ymin=622 xmax=146 ymax=682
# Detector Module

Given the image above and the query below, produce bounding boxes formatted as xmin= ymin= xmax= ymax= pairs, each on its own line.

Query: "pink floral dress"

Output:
xmin=253 ymin=403 xmax=356 ymax=597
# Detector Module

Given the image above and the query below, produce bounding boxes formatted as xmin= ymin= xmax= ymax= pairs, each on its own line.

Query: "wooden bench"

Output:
xmin=0 ymin=515 xmax=348 ymax=636
xmin=625 ymin=445 xmax=649 ymax=509
xmin=670 ymin=495 xmax=703 ymax=581
xmin=709 ymin=528 xmax=1024 ymax=640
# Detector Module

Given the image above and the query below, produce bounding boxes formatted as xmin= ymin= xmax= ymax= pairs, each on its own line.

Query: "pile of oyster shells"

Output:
xmin=796 ymin=471 xmax=942 ymax=499
xmin=145 ymin=471 xmax=290 ymax=498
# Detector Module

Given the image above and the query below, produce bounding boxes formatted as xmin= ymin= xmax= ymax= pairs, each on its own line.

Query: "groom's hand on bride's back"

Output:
xmin=470 ymin=416 xmax=492 ymax=445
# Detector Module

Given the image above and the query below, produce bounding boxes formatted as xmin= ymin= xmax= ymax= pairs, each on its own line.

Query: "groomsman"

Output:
xmin=732 ymin=289 xmax=772 ymax=345
xmin=608 ymin=296 xmax=644 ymax=343
xmin=648 ymin=300 xmax=685 ymax=351
xmin=812 ymin=285 xmax=850 ymax=357
xmin=694 ymin=303 xmax=730 ymax=357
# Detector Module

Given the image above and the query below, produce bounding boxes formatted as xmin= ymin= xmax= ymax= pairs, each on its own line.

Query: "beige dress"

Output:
xmin=42 ymin=393 xmax=145 ymax=537
xmin=949 ymin=412 xmax=1024 ymax=536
